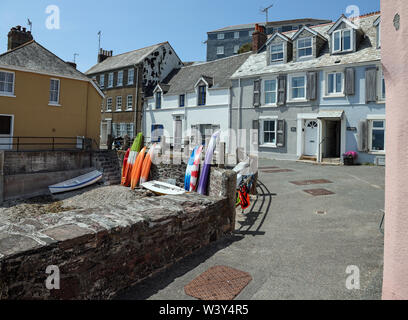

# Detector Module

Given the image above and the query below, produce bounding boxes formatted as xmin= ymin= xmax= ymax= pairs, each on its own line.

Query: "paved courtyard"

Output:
xmin=116 ymin=159 xmax=385 ymax=300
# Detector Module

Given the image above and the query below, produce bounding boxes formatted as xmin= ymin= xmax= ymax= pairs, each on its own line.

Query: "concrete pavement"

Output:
xmin=116 ymin=159 xmax=384 ymax=300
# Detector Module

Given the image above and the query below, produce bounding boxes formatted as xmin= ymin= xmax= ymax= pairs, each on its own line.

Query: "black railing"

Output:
xmin=0 ymin=136 xmax=95 ymax=151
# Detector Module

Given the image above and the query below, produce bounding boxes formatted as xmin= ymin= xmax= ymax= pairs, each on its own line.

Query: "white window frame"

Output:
xmin=155 ymin=91 xmax=162 ymax=109
xmin=116 ymin=96 xmax=122 ymax=112
xmin=263 ymin=78 xmax=278 ymax=106
xmin=126 ymin=95 xmax=133 ymax=110
xmin=217 ymin=33 xmax=225 ymax=40
xmin=288 ymin=73 xmax=307 ymax=102
xmin=377 ymin=24 xmax=381 ymax=48
xmin=332 ymin=29 xmax=354 ymax=53
xmin=216 ymin=46 xmax=224 ymax=55
xmin=126 ymin=123 xmax=134 ymax=138
xmin=106 ymin=97 xmax=112 ymax=112
xmin=368 ymin=118 xmax=386 ymax=153
xmin=128 ymin=68 xmax=134 ymax=85
xmin=378 ymin=69 xmax=386 ymax=101
xmin=234 ymin=32 xmax=240 ymax=39
xmin=49 ymin=78 xmax=60 ymax=105
xmin=117 ymin=70 xmax=123 ymax=87
xmin=325 ymin=71 xmax=344 ymax=97
xmin=297 ymin=37 xmax=313 ymax=59
xmin=0 ymin=70 xmax=15 ymax=97
xmin=270 ymin=43 xmax=284 ymax=63
xmin=260 ymin=116 xmax=278 ymax=148
xmin=108 ymin=72 xmax=114 ymax=88
xmin=99 ymin=74 xmax=105 ymax=88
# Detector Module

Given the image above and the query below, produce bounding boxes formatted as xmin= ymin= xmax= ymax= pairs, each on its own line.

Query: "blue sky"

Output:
xmin=0 ymin=0 xmax=380 ymax=73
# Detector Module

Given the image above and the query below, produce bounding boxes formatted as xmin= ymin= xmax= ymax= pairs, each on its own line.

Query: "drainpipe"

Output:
xmin=238 ymin=78 xmax=243 ymax=150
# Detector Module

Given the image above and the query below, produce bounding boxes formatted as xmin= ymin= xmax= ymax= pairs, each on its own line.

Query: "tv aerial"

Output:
xmin=260 ymin=4 xmax=274 ymax=24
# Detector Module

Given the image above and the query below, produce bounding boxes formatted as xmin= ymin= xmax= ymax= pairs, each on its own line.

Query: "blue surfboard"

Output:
xmin=184 ymin=146 xmax=198 ymax=191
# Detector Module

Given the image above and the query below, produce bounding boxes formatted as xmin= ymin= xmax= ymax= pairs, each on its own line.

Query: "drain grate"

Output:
xmin=291 ymin=179 xmax=333 ymax=186
xmin=184 ymin=266 xmax=252 ymax=300
xmin=304 ymin=189 xmax=335 ymax=196
xmin=261 ymin=169 xmax=294 ymax=173
xmin=316 ymin=210 xmax=327 ymax=215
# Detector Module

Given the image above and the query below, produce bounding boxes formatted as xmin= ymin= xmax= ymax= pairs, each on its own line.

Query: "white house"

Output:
xmin=143 ymin=53 xmax=251 ymax=152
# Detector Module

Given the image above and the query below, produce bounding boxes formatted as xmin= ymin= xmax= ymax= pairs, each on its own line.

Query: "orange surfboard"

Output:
xmin=130 ymin=147 xmax=146 ymax=190
xmin=140 ymin=144 xmax=156 ymax=185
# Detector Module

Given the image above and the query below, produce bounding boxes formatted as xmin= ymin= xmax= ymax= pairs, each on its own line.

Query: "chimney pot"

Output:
xmin=7 ymin=24 xmax=34 ymax=51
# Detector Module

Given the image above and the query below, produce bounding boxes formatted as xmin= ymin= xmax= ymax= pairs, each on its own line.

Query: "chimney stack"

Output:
xmin=98 ymin=48 xmax=113 ymax=63
xmin=252 ymin=24 xmax=267 ymax=53
xmin=7 ymin=25 xmax=33 ymax=51
xmin=66 ymin=61 xmax=77 ymax=69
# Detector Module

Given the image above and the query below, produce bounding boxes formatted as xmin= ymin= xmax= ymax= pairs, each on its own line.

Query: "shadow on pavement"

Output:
xmin=235 ymin=180 xmax=276 ymax=237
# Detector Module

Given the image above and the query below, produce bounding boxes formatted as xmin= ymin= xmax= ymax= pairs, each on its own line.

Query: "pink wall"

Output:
xmin=382 ymin=0 xmax=408 ymax=300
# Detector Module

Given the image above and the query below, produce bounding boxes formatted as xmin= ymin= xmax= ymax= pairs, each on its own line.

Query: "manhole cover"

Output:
xmin=304 ymin=189 xmax=335 ymax=196
xmin=184 ymin=266 xmax=252 ymax=300
xmin=261 ymin=169 xmax=294 ymax=173
xmin=291 ymin=179 xmax=333 ymax=186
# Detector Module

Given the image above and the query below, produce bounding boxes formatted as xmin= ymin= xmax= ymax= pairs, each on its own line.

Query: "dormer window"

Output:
xmin=270 ymin=44 xmax=284 ymax=63
xmin=333 ymin=29 xmax=352 ymax=53
xmin=198 ymin=85 xmax=206 ymax=106
xmin=297 ymin=38 xmax=312 ymax=59
xmin=155 ymin=91 xmax=162 ymax=109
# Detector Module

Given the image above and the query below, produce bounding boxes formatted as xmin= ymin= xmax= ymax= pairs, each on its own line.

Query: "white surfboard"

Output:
xmin=141 ymin=180 xmax=186 ymax=196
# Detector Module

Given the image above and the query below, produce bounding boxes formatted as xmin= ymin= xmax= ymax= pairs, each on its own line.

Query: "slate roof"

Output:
xmin=152 ymin=52 xmax=252 ymax=97
xmin=231 ymin=13 xmax=381 ymax=79
xmin=85 ymin=42 xmax=166 ymax=75
xmin=208 ymin=18 xmax=331 ymax=33
xmin=0 ymin=41 xmax=90 ymax=81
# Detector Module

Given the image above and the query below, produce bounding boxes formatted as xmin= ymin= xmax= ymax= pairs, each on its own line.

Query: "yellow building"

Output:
xmin=0 ymin=27 xmax=104 ymax=151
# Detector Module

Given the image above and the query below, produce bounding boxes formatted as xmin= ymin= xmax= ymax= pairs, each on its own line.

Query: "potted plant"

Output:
xmin=343 ymin=151 xmax=358 ymax=166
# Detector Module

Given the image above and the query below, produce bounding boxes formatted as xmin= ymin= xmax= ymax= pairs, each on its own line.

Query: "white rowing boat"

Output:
xmin=141 ymin=180 xmax=186 ymax=196
xmin=48 ymin=170 xmax=103 ymax=194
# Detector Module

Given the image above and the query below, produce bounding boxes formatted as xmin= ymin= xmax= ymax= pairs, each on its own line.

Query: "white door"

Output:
xmin=100 ymin=122 xmax=108 ymax=146
xmin=304 ymin=120 xmax=318 ymax=156
xmin=0 ymin=115 xmax=13 ymax=150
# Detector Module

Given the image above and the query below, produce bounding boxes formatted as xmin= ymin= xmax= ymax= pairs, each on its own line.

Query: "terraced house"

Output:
xmin=86 ymin=42 xmax=183 ymax=148
xmin=230 ymin=12 xmax=385 ymax=165
xmin=0 ymin=26 xmax=104 ymax=151
xmin=143 ymin=52 xmax=251 ymax=152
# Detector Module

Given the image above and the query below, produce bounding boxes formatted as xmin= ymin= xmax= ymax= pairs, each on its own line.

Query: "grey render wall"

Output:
xmin=207 ymin=31 xmax=253 ymax=61
xmin=231 ymin=78 xmax=319 ymax=161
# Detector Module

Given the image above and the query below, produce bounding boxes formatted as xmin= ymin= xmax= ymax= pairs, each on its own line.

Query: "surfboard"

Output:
xmin=121 ymin=148 xmax=130 ymax=182
xmin=122 ymin=133 xmax=142 ymax=187
xmin=197 ymin=130 xmax=221 ymax=195
xmin=184 ymin=146 xmax=197 ymax=191
xmin=140 ymin=144 xmax=156 ymax=185
xmin=130 ymin=146 xmax=146 ymax=190
xmin=141 ymin=180 xmax=186 ymax=196
xmin=189 ymin=145 xmax=204 ymax=192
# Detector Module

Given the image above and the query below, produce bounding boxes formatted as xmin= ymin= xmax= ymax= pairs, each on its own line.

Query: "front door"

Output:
xmin=0 ymin=115 xmax=13 ymax=150
xmin=304 ymin=120 xmax=318 ymax=156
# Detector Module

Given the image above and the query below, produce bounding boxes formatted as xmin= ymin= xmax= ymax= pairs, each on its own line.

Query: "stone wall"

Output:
xmin=0 ymin=151 xmax=121 ymax=202
xmin=0 ymin=168 xmax=237 ymax=300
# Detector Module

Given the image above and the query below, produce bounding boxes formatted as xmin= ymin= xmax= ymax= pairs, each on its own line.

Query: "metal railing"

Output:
xmin=0 ymin=136 xmax=95 ymax=151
